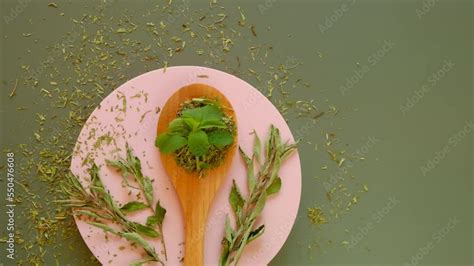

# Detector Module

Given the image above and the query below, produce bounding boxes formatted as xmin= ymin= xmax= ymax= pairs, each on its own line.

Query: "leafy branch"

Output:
xmin=106 ymin=144 xmax=168 ymax=260
xmin=106 ymin=143 xmax=155 ymax=207
xmin=59 ymin=145 xmax=167 ymax=265
xmin=220 ymin=125 xmax=297 ymax=266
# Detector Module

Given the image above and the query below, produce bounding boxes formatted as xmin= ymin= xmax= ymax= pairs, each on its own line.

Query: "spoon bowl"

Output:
xmin=157 ymin=83 xmax=237 ymax=266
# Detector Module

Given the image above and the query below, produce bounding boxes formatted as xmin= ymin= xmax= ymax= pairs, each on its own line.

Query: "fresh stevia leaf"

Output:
xmin=188 ymin=130 xmax=209 ymax=156
xmin=199 ymin=119 xmax=227 ymax=129
xmin=229 ymin=180 xmax=244 ymax=215
xmin=155 ymin=201 xmax=166 ymax=223
xmin=181 ymin=106 xmax=204 ymax=121
xmin=250 ymin=192 xmax=266 ymax=221
xmin=120 ymin=232 xmax=159 ymax=261
xmin=155 ymin=133 xmax=187 ymax=153
xmin=281 ymin=143 xmax=297 ymax=162
xmin=132 ymin=156 xmax=143 ymax=178
xmin=129 ymin=261 xmax=142 ymax=266
xmin=201 ymin=105 xmax=223 ymax=121
xmin=168 ymin=118 xmax=189 ymax=134
xmin=239 ymin=147 xmax=256 ymax=194
xmin=266 ymin=177 xmax=282 ymax=196
xmin=146 ymin=215 xmax=158 ymax=227
xmin=235 ymin=207 xmax=244 ymax=227
xmin=129 ymin=257 xmax=155 ymax=266
xmin=182 ymin=105 xmax=222 ymax=122
xmin=155 ymin=133 xmax=169 ymax=148
xmin=182 ymin=117 xmax=200 ymax=130
xmin=247 ymin=224 xmax=265 ymax=243
xmin=224 ymin=215 xmax=234 ymax=243
xmin=141 ymin=176 xmax=154 ymax=207
xmin=208 ymin=130 xmax=233 ymax=149
xmin=120 ymin=201 xmax=148 ymax=213
xmin=75 ymin=210 xmax=107 ymax=220
xmin=147 ymin=201 xmax=166 ymax=227
xmin=134 ymin=222 xmax=160 ymax=238
xmin=88 ymin=222 xmax=118 ymax=235
xmin=273 ymin=125 xmax=282 ymax=149
xmin=251 ymin=130 xmax=262 ymax=163
xmin=268 ymin=154 xmax=281 ymax=185
xmin=265 ymin=126 xmax=277 ymax=159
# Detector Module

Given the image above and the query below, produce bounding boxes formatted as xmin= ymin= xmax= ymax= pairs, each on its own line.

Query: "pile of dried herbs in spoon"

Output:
xmin=58 ymin=144 xmax=167 ymax=266
xmin=220 ymin=125 xmax=297 ymax=266
xmin=155 ymin=97 xmax=236 ymax=175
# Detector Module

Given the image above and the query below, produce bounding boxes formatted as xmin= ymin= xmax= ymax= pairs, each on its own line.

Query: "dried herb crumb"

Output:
xmin=9 ymin=79 xmax=18 ymax=98
xmin=308 ymin=207 xmax=328 ymax=225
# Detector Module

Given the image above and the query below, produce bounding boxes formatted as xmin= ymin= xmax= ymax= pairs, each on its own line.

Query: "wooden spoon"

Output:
xmin=157 ymin=83 xmax=237 ymax=266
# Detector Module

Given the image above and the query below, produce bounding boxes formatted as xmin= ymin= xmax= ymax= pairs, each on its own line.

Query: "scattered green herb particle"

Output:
xmin=250 ymin=25 xmax=257 ymax=37
xmin=237 ymin=7 xmax=246 ymax=26
xmin=116 ymin=28 xmax=128 ymax=33
xmin=9 ymin=79 xmax=18 ymax=98
xmin=34 ymin=132 xmax=42 ymax=142
xmin=363 ymin=184 xmax=369 ymax=192
xmin=307 ymin=207 xmax=327 ymax=225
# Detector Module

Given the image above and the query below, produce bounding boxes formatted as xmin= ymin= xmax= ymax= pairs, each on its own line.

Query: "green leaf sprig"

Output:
xmin=155 ymin=98 xmax=235 ymax=173
xmin=105 ymin=143 xmax=155 ymax=207
xmin=220 ymin=125 xmax=297 ymax=266
xmin=59 ymin=145 xmax=168 ymax=265
xmin=106 ymin=144 xmax=168 ymax=260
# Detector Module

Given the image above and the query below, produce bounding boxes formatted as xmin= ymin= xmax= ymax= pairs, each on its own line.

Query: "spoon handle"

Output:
xmin=183 ymin=202 xmax=207 ymax=266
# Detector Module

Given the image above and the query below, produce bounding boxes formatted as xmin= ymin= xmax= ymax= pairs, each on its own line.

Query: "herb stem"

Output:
xmin=160 ymin=225 xmax=168 ymax=260
xmin=9 ymin=79 xmax=18 ymax=98
xmin=220 ymin=125 xmax=297 ymax=266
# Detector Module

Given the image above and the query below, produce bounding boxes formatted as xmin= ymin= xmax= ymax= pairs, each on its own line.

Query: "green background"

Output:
xmin=1 ymin=0 xmax=472 ymax=265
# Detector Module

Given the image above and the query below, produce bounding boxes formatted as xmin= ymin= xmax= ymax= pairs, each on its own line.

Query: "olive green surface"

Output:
xmin=0 ymin=0 xmax=472 ymax=265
